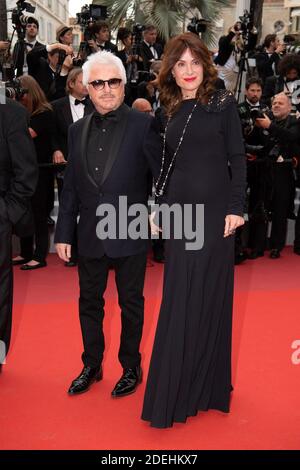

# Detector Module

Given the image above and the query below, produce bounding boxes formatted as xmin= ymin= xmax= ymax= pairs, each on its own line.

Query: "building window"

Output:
xmin=47 ymin=22 xmax=53 ymax=44
xmin=39 ymin=17 xmax=45 ymax=41
xmin=48 ymin=0 xmax=52 ymax=10
xmin=55 ymin=0 xmax=59 ymax=15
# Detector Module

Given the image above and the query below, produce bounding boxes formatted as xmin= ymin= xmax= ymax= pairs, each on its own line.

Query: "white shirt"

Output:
xmin=144 ymin=41 xmax=158 ymax=60
xmin=69 ymin=95 xmax=85 ymax=122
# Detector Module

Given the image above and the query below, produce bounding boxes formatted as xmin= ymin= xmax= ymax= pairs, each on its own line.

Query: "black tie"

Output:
xmin=94 ymin=111 xmax=118 ymax=126
xmin=25 ymin=42 xmax=34 ymax=49
xmin=75 ymin=98 xmax=88 ymax=106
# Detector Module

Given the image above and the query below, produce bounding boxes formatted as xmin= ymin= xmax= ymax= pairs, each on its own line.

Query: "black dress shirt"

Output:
xmin=87 ymin=104 xmax=125 ymax=186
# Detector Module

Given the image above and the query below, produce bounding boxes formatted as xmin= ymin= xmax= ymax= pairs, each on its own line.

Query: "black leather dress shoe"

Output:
xmin=111 ymin=366 xmax=142 ymax=398
xmin=270 ymin=249 xmax=281 ymax=259
xmin=294 ymin=247 xmax=300 ymax=256
xmin=20 ymin=261 xmax=47 ymax=270
xmin=68 ymin=366 xmax=102 ymax=395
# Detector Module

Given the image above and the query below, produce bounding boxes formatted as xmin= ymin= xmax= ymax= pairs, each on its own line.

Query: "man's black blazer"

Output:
xmin=140 ymin=41 xmax=163 ymax=71
xmin=0 ymin=99 xmax=38 ymax=232
xmin=55 ymin=105 xmax=162 ymax=258
xmin=51 ymin=96 xmax=94 ymax=159
xmin=256 ymin=51 xmax=281 ymax=84
xmin=13 ymin=40 xmax=44 ymax=77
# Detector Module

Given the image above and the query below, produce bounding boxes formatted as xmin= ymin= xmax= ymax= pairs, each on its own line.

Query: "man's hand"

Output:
xmin=49 ymin=43 xmax=73 ymax=55
xmin=224 ymin=214 xmax=244 ymax=238
xmin=53 ymin=150 xmax=67 ymax=164
xmin=255 ymin=113 xmax=271 ymax=129
xmin=56 ymin=243 xmax=71 ymax=262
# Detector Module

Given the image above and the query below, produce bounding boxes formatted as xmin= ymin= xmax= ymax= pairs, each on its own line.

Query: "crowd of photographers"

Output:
xmin=0 ymin=15 xmax=300 ymax=269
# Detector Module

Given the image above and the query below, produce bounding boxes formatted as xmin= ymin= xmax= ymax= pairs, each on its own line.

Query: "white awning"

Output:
xmin=291 ymin=8 xmax=300 ymax=16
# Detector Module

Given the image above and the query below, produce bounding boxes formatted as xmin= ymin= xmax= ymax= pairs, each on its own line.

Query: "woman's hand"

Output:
xmin=149 ymin=212 xmax=161 ymax=236
xmin=224 ymin=214 xmax=244 ymax=237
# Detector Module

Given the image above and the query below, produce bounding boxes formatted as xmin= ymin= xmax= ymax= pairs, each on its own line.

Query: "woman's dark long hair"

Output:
xmin=158 ymin=32 xmax=218 ymax=115
xmin=19 ymin=75 xmax=52 ymax=116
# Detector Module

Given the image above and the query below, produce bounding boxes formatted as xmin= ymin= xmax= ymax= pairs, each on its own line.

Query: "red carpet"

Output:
xmin=1 ymin=249 xmax=300 ymax=450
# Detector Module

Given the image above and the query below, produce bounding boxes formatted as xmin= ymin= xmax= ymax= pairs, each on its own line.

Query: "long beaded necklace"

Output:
xmin=155 ymin=100 xmax=198 ymax=197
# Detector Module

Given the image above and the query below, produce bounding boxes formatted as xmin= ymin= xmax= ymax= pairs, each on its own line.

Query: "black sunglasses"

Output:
xmin=88 ymin=78 xmax=122 ymax=90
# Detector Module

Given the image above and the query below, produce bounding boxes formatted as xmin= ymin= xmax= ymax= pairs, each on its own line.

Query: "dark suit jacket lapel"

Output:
xmin=62 ymin=97 xmax=73 ymax=127
xmin=101 ymin=105 xmax=131 ymax=185
xmin=80 ymin=113 xmax=99 ymax=191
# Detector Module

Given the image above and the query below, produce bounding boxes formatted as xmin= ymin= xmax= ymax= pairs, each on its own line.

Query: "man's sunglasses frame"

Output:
xmin=88 ymin=78 xmax=122 ymax=90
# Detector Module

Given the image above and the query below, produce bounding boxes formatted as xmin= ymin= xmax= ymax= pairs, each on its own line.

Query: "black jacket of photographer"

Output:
xmin=238 ymin=100 xmax=270 ymax=156
xmin=27 ymin=45 xmax=67 ymax=101
xmin=12 ymin=39 xmax=44 ymax=77
xmin=214 ymin=30 xmax=257 ymax=67
xmin=266 ymin=115 xmax=300 ymax=162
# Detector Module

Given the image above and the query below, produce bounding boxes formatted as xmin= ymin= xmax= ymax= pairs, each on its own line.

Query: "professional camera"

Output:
xmin=250 ymin=107 xmax=267 ymax=120
xmin=187 ymin=17 xmax=209 ymax=35
xmin=76 ymin=4 xmax=108 ymax=41
xmin=11 ymin=0 xmax=35 ymax=37
xmin=238 ymin=9 xmax=253 ymax=34
xmin=5 ymin=77 xmax=27 ymax=100
xmin=132 ymin=24 xmax=145 ymax=44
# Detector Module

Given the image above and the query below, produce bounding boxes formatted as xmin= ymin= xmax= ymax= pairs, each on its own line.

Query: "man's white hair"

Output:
xmin=82 ymin=51 xmax=127 ymax=86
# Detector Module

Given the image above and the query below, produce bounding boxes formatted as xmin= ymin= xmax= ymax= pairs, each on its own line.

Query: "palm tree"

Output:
xmin=98 ymin=0 xmax=230 ymax=46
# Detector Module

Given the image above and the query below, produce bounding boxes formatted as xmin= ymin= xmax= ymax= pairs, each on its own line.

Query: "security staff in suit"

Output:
xmin=52 ymin=67 xmax=94 ymax=266
xmin=0 ymin=99 xmax=38 ymax=371
xmin=55 ymin=52 xmax=161 ymax=397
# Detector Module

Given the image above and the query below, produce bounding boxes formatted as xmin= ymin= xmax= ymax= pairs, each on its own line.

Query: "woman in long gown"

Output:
xmin=141 ymin=33 xmax=246 ymax=428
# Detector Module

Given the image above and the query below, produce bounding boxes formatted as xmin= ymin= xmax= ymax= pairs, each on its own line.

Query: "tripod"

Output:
xmin=234 ymin=49 xmax=251 ymax=103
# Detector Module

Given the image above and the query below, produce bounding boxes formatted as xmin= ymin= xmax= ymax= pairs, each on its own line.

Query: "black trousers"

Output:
xmin=78 ymin=252 xmax=147 ymax=369
xmin=20 ymin=169 xmax=52 ymax=262
xmin=270 ymin=164 xmax=294 ymax=250
xmin=247 ymin=160 xmax=271 ymax=253
xmin=0 ymin=219 xmax=13 ymax=363
xmin=57 ymin=173 xmax=78 ymax=262
xmin=295 ymin=199 xmax=300 ymax=250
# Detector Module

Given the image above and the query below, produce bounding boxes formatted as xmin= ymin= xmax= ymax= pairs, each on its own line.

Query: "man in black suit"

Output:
xmin=0 ymin=99 xmax=38 ymax=371
xmin=256 ymin=34 xmax=285 ymax=85
xmin=140 ymin=25 xmax=163 ymax=73
xmin=55 ymin=51 xmax=161 ymax=397
xmin=12 ymin=17 xmax=44 ymax=77
xmin=52 ymin=67 xmax=94 ymax=266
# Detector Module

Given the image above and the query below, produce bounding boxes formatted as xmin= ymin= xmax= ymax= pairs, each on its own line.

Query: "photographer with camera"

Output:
xmin=214 ymin=23 xmax=245 ymax=92
xmin=263 ymin=53 xmax=300 ymax=114
xmin=87 ymin=20 xmax=117 ymax=55
xmin=27 ymin=41 xmax=73 ymax=100
xmin=116 ymin=27 xmax=143 ymax=105
xmin=238 ymin=77 xmax=271 ymax=260
xmin=12 ymin=17 xmax=44 ymax=77
xmin=256 ymin=34 xmax=285 ymax=85
xmin=255 ymin=92 xmax=300 ymax=259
